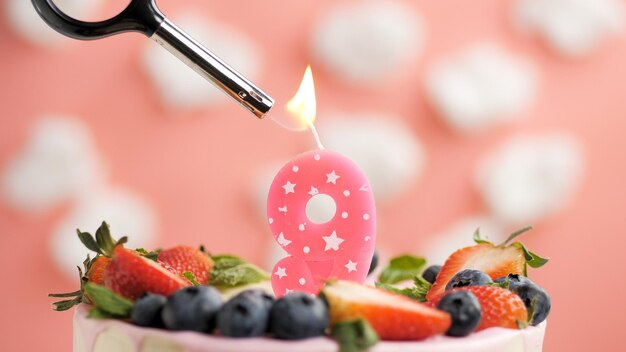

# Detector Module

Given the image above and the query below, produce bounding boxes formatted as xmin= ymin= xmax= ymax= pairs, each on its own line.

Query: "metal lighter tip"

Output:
xmin=152 ymin=18 xmax=274 ymax=118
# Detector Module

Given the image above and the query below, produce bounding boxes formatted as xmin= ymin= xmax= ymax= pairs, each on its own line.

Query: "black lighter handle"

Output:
xmin=31 ymin=0 xmax=165 ymax=40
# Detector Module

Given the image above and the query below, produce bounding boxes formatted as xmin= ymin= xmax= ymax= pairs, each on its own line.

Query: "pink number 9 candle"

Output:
xmin=267 ymin=67 xmax=376 ymax=297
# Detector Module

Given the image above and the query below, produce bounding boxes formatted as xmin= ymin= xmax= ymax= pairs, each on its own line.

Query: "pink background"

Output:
xmin=0 ymin=0 xmax=624 ymax=351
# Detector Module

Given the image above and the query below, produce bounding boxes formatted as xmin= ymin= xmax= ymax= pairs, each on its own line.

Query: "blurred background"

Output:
xmin=1 ymin=0 xmax=624 ymax=350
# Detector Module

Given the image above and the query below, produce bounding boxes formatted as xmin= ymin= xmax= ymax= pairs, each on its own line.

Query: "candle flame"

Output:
xmin=285 ymin=66 xmax=317 ymax=130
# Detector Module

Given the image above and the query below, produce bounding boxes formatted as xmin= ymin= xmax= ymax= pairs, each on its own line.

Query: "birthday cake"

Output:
xmin=52 ymin=223 xmax=550 ymax=352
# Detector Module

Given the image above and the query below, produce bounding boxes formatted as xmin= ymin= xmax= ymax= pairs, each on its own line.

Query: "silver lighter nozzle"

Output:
xmin=151 ymin=18 xmax=274 ymax=118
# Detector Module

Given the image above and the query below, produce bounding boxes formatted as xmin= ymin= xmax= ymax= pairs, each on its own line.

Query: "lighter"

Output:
xmin=31 ymin=0 xmax=274 ymax=118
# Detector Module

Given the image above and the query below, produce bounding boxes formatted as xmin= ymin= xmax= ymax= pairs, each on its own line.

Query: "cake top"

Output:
xmin=50 ymin=221 xmax=551 ymax=352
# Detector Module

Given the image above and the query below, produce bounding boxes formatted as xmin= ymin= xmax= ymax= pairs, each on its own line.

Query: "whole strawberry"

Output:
xmin=87 ymin=256 xmax=111 ymax=286
xmin=158 ymin=246 xmax=214 ymax=284
xmin=426 ymin=227 xmax=548 ymax=301
xmin=49 ymin=222 xmax=125 ymax=310
xmin=433 ymin=286 xmax=528 ymax=331
xmin=105 ymin=246 xmax=191 ymax=300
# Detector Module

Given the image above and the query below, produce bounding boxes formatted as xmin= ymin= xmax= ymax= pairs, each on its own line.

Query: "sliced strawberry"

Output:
xmin=426 ymin=228 xmax=547 ymax=301
xmin=157 ymin=245 xmax=214 ymax=284
xmin=105 ymin=247 xmax=191 ymax=300
xmin=321 ymin=280 xmax=451 ymax=340
xmin=433 ymin=286 xmax=528 ymax=330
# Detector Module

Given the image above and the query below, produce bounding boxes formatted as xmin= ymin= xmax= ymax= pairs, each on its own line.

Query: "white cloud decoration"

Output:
xmin=319 ymin=114 xmax=424 ymax=202
xmin=2 ymin=116 xmax=107 ymax=213
xmin=50 ymin=188 xmax=157 ymax=280
xmin=311 ymin=1 xmax=424 ymax=85
xmin=5 ymin=0 xmax=102 ymax=46
xmin=143 ymin=13 xmax=262 ymax=109
xmin=514 ymin=0 xmax=625 ymax=56
xmin=426 ymin=43 xmax=538 ymax=133
xmin=476 ymin=133 xmax=584 ymax=225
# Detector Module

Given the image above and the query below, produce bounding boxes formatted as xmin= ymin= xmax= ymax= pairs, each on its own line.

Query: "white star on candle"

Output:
xmin=326 ymin=170 xmax=340 ymax=184
xmin=282 ymin=181 xmax=296 ymax=194
xmin=345 ymin=260 xmax=358 ymax=273
xmin=322 ymin=230 xmax=344 ymax=251
xmin=275 ymin=266 xmax=287 ymax=279
xmin=278 ymin=206 xmax=288 ymax=213
xmin=277 ymin=232 xmax=292 ymax=247
xmin=308 ymin=186 xmax=319 ymax=196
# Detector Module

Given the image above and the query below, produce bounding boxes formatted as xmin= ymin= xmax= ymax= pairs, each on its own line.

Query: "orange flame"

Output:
xmin=285 ymin=65 xmax=316 ymax=130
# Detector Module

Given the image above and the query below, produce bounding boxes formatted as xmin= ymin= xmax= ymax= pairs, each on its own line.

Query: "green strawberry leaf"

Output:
xmin=83 ymin=283 xmax=134 ymax=318
xmin=473 ymin=228 xmax=493 ymax=245
xmin=95 ymin=222 xmax=115 ymax=255
xmin=48 ymin=290 xmax=82 ymax=298
xmin=77 ymin=222 xmax=127 ymax=257
xmin=209 ymin=255 xmax=269 ymax=289
xmin=135 ymin=248 xmax=160 ymax=262
xmin=513 ymin=243 xmax=549 ymax=269
xmin=378 ymin=255 xmax=427 ymax=285
xmin=330 ymin=319 xmax=379 ymax=352
xmin=88 ymin=307 xmax=119 ymax=320
xmin=489 ymin=280 xmax=510 ymax=290
xmin=77 ymin=230 xmax=102 ymax=254
xmin=503 ymin=226 xmax=533 ymax=246
xmin=50 ymin=296 xmax=83 ymax=311
xmin=183 ymin=271 xmax=201 ymax=286
xmin=375 ymin=275 xmax=431 ymax=302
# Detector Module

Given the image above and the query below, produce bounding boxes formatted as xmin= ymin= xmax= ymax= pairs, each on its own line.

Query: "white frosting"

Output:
xmin=426 ymin=43 xmax=537 ymax=133
xmin=311 ymin=1 xmax=424 ymax=85
xmin=74 ymin=304 xmax=546 ymax=352
xmin=143 ymin=13 xmax=261 ymax=109
xmin=513 ymin=0 xmax=625 ymax=56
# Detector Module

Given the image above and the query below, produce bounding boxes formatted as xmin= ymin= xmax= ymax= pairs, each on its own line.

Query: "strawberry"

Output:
xmin=87 ymin=256 xmax=111 ymax=285
xmin=426 ymin=227 xmax=548 ymax=301
xmin=105 ymin=246 xmax=191 ymax=300
xmin=50 ymin=222 xmax=127 ymax=311
xmin=433 ymin=286 xmax=528 ymax=330
xmin=157 ymin=246 xmax=214 ymax=284
xmin=321 ymin=280 xmax=451 ymax=340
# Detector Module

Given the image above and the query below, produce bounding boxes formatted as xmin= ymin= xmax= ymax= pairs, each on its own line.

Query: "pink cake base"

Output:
xmin=74 ymin=305 xmax=546 ymax=352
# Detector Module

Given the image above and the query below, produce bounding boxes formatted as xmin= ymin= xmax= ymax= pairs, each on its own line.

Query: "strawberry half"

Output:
xmin=433 ymin=286 xmax=528 ymax=330
xmin=157 ymin=246 xmax=214 ymax=284
xmin=426 ymin=227 xmax=548 ymax=301
xmin=321 ymin=280 xmax=451 ymax=340
xmin=105 ymin=246 xmax=191 ymax=300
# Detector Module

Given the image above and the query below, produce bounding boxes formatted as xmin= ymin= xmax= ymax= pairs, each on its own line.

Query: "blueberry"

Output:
xmin=161 ymin=286 xmax=223 ymax=332
xmin=445 ymin=269 xmax=493 ymax=290
xmin=217 ymin=289 xmax=274 ymax=337
xmin=422 ymin=265 xmax=441 ymax=284
xmin=437 ymin=291 xmax=482 ymax=337
xmin=495 ymin=274 xmax=551 ymax=326
xmin=368 ymin=250 xmax=379 ymax=276
xmin=131 ymin=293 xmax=167 ymax=328
xmin=269 ymin=292 xmax=329 ymax=340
